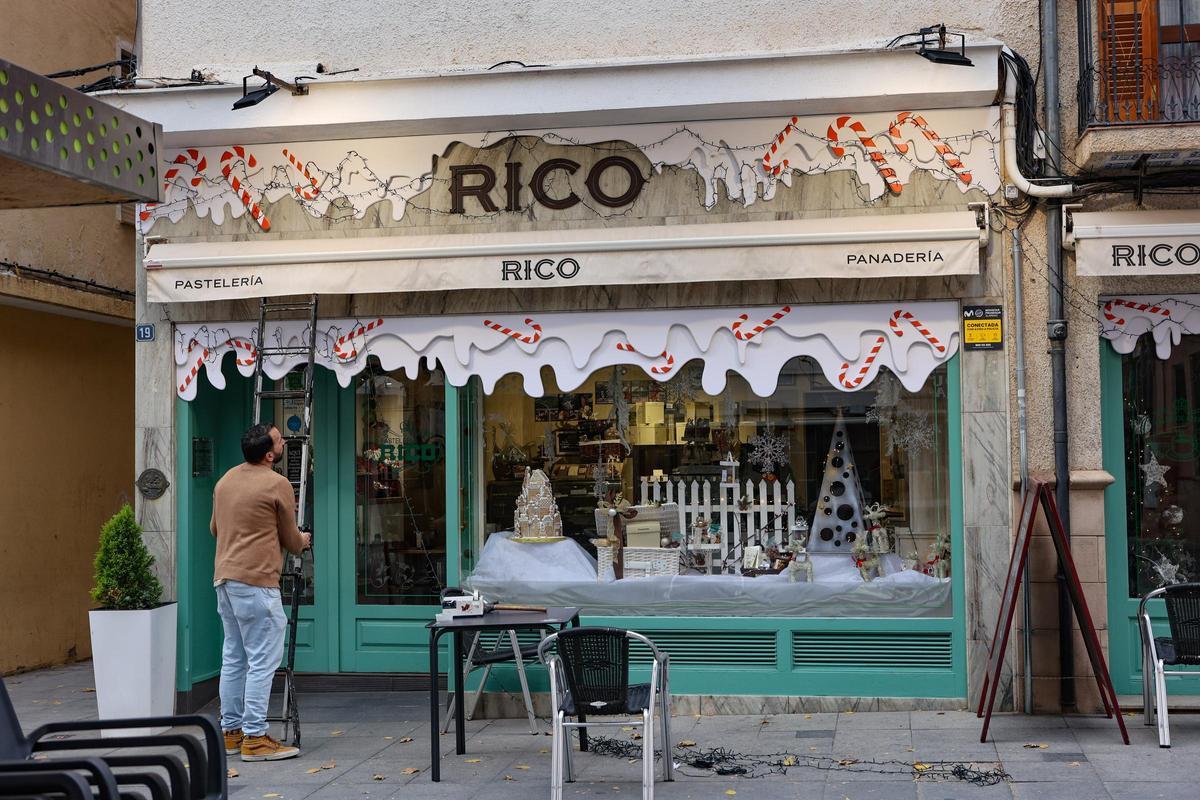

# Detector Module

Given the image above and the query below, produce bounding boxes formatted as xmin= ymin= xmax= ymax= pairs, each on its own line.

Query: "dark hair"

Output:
xmin=241 ymin=424 xmax=277 ymax=463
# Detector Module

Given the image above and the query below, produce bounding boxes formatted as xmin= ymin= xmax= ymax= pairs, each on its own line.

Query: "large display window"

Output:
xmin=465 ymin=357 xmax=953 ymax=617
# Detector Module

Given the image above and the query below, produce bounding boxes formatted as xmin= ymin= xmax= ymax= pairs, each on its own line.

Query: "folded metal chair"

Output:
xmin=0 ymin=675 xmax=225 ymax=799
xmin=538 ymin=627 xmax=673 ymax=800
xmin=443 ymin=629 xmax=542 ymax=735
xmin=0 ymin=762 xmax=105 ymax=800
xmin=1139 ymin=583 xmax=1200 ymax=747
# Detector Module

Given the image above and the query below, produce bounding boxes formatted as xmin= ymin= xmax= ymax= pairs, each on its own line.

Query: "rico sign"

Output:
xmin=448 ymin=156 xmax=645 ymax=214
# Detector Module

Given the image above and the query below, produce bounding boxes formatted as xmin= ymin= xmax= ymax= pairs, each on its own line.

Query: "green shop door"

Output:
xmin=336 ymin=362 xmax=460 ymax=673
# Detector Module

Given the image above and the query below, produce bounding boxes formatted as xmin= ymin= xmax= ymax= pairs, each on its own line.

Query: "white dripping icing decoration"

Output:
xmin=139 ymin=108 xmax=1000 ymax=233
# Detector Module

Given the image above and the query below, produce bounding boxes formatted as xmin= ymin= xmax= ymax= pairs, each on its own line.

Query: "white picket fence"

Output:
xmin=638 ymin=477 xmax=798 ymax=570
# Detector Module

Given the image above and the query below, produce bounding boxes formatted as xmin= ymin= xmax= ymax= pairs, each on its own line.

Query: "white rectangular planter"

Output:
xmin=88 ymin=603 xmax=178 ymax=737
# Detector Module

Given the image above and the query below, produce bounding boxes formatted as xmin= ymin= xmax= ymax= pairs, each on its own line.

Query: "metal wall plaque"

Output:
xmin=135 ymin=468 xmax=170 ymax=500
xmin=192 ymin=437 xmax=213 ymax=477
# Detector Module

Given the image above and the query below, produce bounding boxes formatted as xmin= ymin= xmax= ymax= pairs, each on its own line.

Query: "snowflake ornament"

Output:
xmin=1141 ymin=451 xmax=1170 ymax=489
xmin=885 ymin=408 xmax=935 ymax=455
xmin=1151 ymin=554 xmax=1185 ymax=587
xmin=747 ymin=431 xmax=788 ymax=475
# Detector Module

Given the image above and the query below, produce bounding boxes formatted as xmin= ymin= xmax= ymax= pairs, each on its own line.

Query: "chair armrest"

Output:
xmin=0 ymin=756 xmax=122 ymax=800
xmin=0 ymin=767 xmax=94 ymax=800
xmin=34 ymin=733 xmax=207 ymax=800
xmin=104 ymin=754 xmax=189 ymax=800
xmin=113 ymin=770 xmax=171 ymax=800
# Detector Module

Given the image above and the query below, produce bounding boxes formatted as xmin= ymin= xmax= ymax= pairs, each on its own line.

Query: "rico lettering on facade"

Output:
xmin=847 ymin=251 xmax=946 ymax=265
xmin=501 ymin=258 xmax=581 ymax=282
xmin=174 ymin=276 xmax=265 ymax=290
xmin=449 ymin=155 xmax=645 ymax=214
xmin=1111 ymin=242 xmax=1200 ymax=269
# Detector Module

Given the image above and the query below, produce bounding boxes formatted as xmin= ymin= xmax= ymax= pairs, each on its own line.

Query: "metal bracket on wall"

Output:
xmin=967 ymin=201 xmax=990 ymax=246
xmin=1060 ymin=203 xmax=1083 ymax=251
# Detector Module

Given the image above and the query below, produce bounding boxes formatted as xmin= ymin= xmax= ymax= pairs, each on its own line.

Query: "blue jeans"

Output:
xmin=216 ymin=581 xmax=286 ymax=737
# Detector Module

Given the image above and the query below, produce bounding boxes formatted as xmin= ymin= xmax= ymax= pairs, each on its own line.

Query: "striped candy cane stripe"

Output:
xmin=732 ymin=306 xmax=792 ymax=340
xmin=1103 ymin=298 xmax=1172 ymax=326
xmin=483 ymin=317 xmax=543 ymax=345
xmin=178 ymin=338 xmax=257 ymax=394
xmin=888 ymin=310 xmax=947 ymax=353
xmin=616 ymin=342 xmax=675 ymax=375
xmin=219 ymin=146 xmax=272 ymax=232
xmin=838 ymin=335 xmax=888 ymax=389
xmin=761 ymin=116 xmax=800 ymax=176
xmin=162 ymin=148 xmax=208 ymax=191
xmin=333 ymin=318 xmax=385 ymax=361
xmin=282 ymin=147 xmax=321 ymax=201
xmin=827 ymin=115 xmax=903 ymax=195
xmin=888 ymin=112 xmax=973 ymax=185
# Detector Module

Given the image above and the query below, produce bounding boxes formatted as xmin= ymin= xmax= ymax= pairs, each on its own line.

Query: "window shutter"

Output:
xmin=1097 ymin=0 xmax=1161 ymax=122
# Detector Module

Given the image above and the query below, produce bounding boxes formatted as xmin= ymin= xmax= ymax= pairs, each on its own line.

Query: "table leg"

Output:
xmin=454 ymin=630 xmax=467 ymax=755
xmin=429 ymin=629 xmax=441 ymax=782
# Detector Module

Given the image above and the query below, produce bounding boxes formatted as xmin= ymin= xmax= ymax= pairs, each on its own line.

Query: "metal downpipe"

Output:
xmin=1013 ymin=231 xmax=1033 ymax=714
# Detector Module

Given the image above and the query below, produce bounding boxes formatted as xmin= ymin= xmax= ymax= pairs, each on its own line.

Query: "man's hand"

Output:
xmin=300 ymin=531 xmax=313 ymax=551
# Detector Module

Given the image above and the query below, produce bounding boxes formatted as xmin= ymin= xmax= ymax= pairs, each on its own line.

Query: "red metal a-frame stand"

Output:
xmin=977 ymin=480 xmax=1129 ymax=744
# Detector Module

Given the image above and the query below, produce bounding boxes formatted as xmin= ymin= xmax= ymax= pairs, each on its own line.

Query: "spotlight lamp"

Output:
xmin=232 ymin=66 xmax=311 ymax=110
xmin=886 ymin=24 xmax=974 ymax=67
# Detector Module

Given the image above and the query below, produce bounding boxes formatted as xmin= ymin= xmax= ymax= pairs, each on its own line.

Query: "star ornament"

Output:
xmin=1141 ymin=451 xmax=1170 ymax=489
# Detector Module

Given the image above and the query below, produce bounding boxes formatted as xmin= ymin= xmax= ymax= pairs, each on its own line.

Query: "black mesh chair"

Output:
xmin=0 ymin=675 xmax=225 ymax=799
xmin=1139 ymin=583 xmax=1200 ymax=747
xmin=538 ymin=627 xmax=673 ymax=800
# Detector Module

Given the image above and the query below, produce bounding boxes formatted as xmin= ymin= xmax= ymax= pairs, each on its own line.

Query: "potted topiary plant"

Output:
xmin=88 ymin=504 xmax=177 ymax=734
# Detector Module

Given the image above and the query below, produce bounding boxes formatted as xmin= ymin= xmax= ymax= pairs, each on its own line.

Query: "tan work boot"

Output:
xmin=223 ymin=728 xmax=244 ymax=755
xmin=241 ymin=734 xmax=300 ymax=761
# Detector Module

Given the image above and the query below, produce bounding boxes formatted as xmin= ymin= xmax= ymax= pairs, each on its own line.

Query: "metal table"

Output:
xmin=427 ymin=606 xmax=581 ymax=781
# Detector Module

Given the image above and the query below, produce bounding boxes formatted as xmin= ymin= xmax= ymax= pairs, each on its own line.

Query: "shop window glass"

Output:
xmin=355 ymin=361 xmax=447 ymax=605
xmin=1121 ymin=336 xmax=1200 ymax=598
xmin=467 ymin=357 xmax=952 ymax=617
xmin=271 ymin=368 xmax=315 ymax=605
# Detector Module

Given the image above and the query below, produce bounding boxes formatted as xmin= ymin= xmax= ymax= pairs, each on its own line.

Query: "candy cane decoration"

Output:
xmin=483 ymin=317 xmax=543 ymax=345
xmin=219 ymin=146 xmax=271 ymax=232
xmin=827 ymin=115 xmax=903 ymax=195
xmin=888 ymin=310 xmax=947 ymax=353
xmin=1102 ymin=298 xmax=1172 ymax=326
xmin=615 ymin=342 xmax=675 ymax=375
xmin=888 ymin=112 xmax=973 ymax=185
xmin=732 ymin=306 xmax=792 ymax=340
xmin=162 ymin=148 xmax=207 ymax=191
xmin=761 ymin=116 xmax=800 ymax=176
xmin=332 ymin=318 xmax=384 ymax=361
xmin=282 ymin=147 xmax=321 ymax=201
xmin=838 ymin=335 xmax=887 ymax=389
xmin=178 ymin=337 xmax=257 ymax=395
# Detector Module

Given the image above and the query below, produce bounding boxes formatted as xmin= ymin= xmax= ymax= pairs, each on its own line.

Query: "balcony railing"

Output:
xmin=1077 ymin=1 xmax=1200 ymax=129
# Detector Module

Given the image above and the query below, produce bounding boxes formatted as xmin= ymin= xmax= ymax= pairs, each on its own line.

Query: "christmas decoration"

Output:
xmin=1132 ymin=413 xmax=1152 ymax=436
xmin=864 ymin=502 xmax=892 ymax=554
xmin=924 ymin=529 xmax=952 ymax=578
xmin=513 ymin=467 xmax=563 ymax=540
xmin=747 ymin=430 xmax=788 ymax=476
xmin=1150 ymin=553 xmax=1185 ymax=587
xmin=607 ymin=368 xmax=630 ymax=449
xmin=851 ymin=539 xmax=880 ymax=581
xmin=1160 ymin=504 xmax=1185 ymax=528
xmin=1141 ymin=451 xmax=1170 ymax=489
xmin=807 ymin=415 xmax=869 ymax=553
xmin=883 ymin=407 xmax=936 ymax=455
xmin=661 ymin=363 xmax=704 ymax=410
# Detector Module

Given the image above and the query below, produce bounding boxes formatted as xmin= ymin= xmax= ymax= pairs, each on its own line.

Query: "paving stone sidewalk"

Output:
xmin=8 ymin=662 xmax=1200 ymax=800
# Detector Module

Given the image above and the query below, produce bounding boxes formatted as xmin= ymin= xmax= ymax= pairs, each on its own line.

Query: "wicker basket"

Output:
xmin=593 ymin=540 xmax=680 ymax=580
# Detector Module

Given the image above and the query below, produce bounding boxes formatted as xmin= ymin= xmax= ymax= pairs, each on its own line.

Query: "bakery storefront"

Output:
xmin=148 ymin=96 xmax=1002 ymax=705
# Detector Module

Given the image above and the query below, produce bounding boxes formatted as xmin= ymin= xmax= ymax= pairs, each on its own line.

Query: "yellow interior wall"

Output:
xmin=0 ymin=306 xmax=133 ymax=674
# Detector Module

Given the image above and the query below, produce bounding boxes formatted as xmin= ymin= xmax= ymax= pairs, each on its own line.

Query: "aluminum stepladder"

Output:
xmin=251 ymin=294 xmax=319 ymax=749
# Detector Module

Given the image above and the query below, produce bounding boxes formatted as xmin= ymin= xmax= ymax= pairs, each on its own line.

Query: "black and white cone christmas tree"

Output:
xmin=807 ymin=414 xmax=868 ymax=553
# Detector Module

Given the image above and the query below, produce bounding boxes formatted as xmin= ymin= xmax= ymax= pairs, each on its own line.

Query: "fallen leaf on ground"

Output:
xmin=905 ymin=747 xmax=915 ymax=752
xmin=305 ymin=768 xmax=322 ymax=775
xmin=843 ymin=710 xmax=854 ymax=715
xmin=372 ymin=774 xmax=386 ymax=781
xmin=383 ymin=736 xmax=394 ymax=740
xmin=320 ymin=761 xmax=336 ymax=770
xmin=1023 ymin=743 xmax=1048 ymax=749
xmin=398 ymin=736 xmax=414 ymax=743
xmin=781 ymin=756 xmax=795 ymax=767
xmin=81 ymin=687 xmax=95 ymax=693
xmin=759 ymin=718 xmax=770 ymax=725
xmin=1069 ymin=761 xmax=1082 ymax=767
xmin=515 ymin=765 xmax=531 ymax=770
xmin=724 ymin=791 xmax=737 ymax=796
xmin=503 ymin=775 xmax=515 ymax=781
xmin=263 ymin=794 xmax=281 ymax=798
xmin=914 ymin=762 xmax=931 ymax=772
xmin=678 ymin=740 xmax=697 ymax=747
xmin=539 ymin=748 xmax=549 ymax=754
xmin=401 ymin=768 xmax=420 ymax=775
xmin=330 ymin=730 xmax=344 ymax=737
xmin=621 ymin=726 xmax=634 ymax=731
xmin=631 ymin=732 xmax=642 ymax=740
xmin=837 ymin=759 xmax=858 ymax=766
xmin=50 ymin=700 xmax=62 ymax=705
xmin=803 ymin=714 xmax=812 ymax=720
xmin=464 ymin=758 xmax=481 ymax=763
xmin=226 ymin=769 xmax=239 ymax=778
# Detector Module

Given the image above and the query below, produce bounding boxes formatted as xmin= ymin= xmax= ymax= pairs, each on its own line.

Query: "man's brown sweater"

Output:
xmin=211 ymin=462 xmax=307 ymax=588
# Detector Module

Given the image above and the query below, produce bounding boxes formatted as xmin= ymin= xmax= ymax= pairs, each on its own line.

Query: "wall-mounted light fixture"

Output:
xmin=232 ymin=67 xmax=311 ymax=110
xmin=887 ymin=24 xmax=974 ymax=67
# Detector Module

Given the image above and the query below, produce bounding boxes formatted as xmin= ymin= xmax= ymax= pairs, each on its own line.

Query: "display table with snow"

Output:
xmin=465 ymin=531 xmax=950 ymax=618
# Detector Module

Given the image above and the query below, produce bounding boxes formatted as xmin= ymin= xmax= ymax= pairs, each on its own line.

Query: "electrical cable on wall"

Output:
xmin=0 ymin=260 xmax=134 ymax=301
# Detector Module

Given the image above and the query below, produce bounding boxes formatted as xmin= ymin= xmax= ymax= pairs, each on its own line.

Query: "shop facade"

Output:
xmin=128 ymin=47 xmax=1018 ymax=711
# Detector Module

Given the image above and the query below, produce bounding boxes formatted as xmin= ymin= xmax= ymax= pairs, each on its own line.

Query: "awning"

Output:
xmin=147 ymin=212 xmax=985 ymax=303
xmin=175 ymin=300 xmax=961 ymax=401
xmin=1070 ymin=210 xmax=1200 ymax=277
xmin=1100 ymin=294 xmax=1200 ymax=359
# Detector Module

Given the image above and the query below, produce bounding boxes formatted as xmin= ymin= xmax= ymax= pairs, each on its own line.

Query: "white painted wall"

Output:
xmin=139 ymin=0 xmax=1039 ymax=83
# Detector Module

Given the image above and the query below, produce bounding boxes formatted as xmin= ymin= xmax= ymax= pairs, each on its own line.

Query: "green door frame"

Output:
xmin=1100 ymin=341 xmax=1200 ymax=696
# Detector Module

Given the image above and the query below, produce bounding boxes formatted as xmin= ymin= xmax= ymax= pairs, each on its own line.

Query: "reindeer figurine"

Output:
xmin=851 ymin=538 xmax=880 ymax=581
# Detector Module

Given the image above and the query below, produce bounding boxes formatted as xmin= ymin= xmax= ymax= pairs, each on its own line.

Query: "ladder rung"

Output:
xmin=257 ymin=390 xmax=308 ymax=400
xmin=259 ymin=347 xmax=315 ymax=356
xmin=262 ymin=302 xmax=317 ymax=312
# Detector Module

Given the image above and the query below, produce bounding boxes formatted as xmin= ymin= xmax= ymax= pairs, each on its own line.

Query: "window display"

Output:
xmin=466 ymin=357 xmax=953 ymax=617
xmin=355 ymin=361 xmax=447 ymax=605
xmin=1120 ymin=336 xmax=1200 ymax=597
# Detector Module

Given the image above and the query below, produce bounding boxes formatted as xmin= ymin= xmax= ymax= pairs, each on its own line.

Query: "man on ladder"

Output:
xmin=211 ymin=295 xmax=319 ymax=762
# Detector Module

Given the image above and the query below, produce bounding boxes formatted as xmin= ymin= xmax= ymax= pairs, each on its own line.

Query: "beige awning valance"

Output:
xmin=146 ymin=212 xmax=985 ymax=303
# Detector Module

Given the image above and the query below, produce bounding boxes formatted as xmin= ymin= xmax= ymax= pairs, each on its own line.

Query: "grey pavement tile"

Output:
xmin=982 ymin=716 xmax=1068 ymax=731
xmin=796 ymin=730 xmax=838 ymax=739
xmin=1009 ymin=781 xmax=1111 ymax=800
xmin=1104 ymin=781 xmax=1200 ymax=800
xmin=911 ymin=712 xmax=982 ymax=731
xmin=837 ymin=712 xmax=910 ymax=730
xmin=1036 ymin=753 xmax=1087 ymax=763
xmin=1001 ymin=762 xmax=1101 ymax=784
xmin=758 ymin=713 xmax=841 ymax=731
xmin=221 ymin=781 xmax=323 ymax=800
xmin=1084 ymin=749 xmax=1197 ymax=783
xmin=825 ymin=779 xmax=919 ymax=799
xmin=916 ymin=781 xmax=1015 ymax=800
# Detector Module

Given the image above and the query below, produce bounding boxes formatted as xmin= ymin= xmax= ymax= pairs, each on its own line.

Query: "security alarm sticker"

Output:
xmin=962 ymin=305 xmax=1003 ymax=351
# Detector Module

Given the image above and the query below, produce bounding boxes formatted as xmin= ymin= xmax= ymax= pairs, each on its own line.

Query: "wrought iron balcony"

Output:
xmin=1077 ymin=1 xmax=1200 ymax=129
